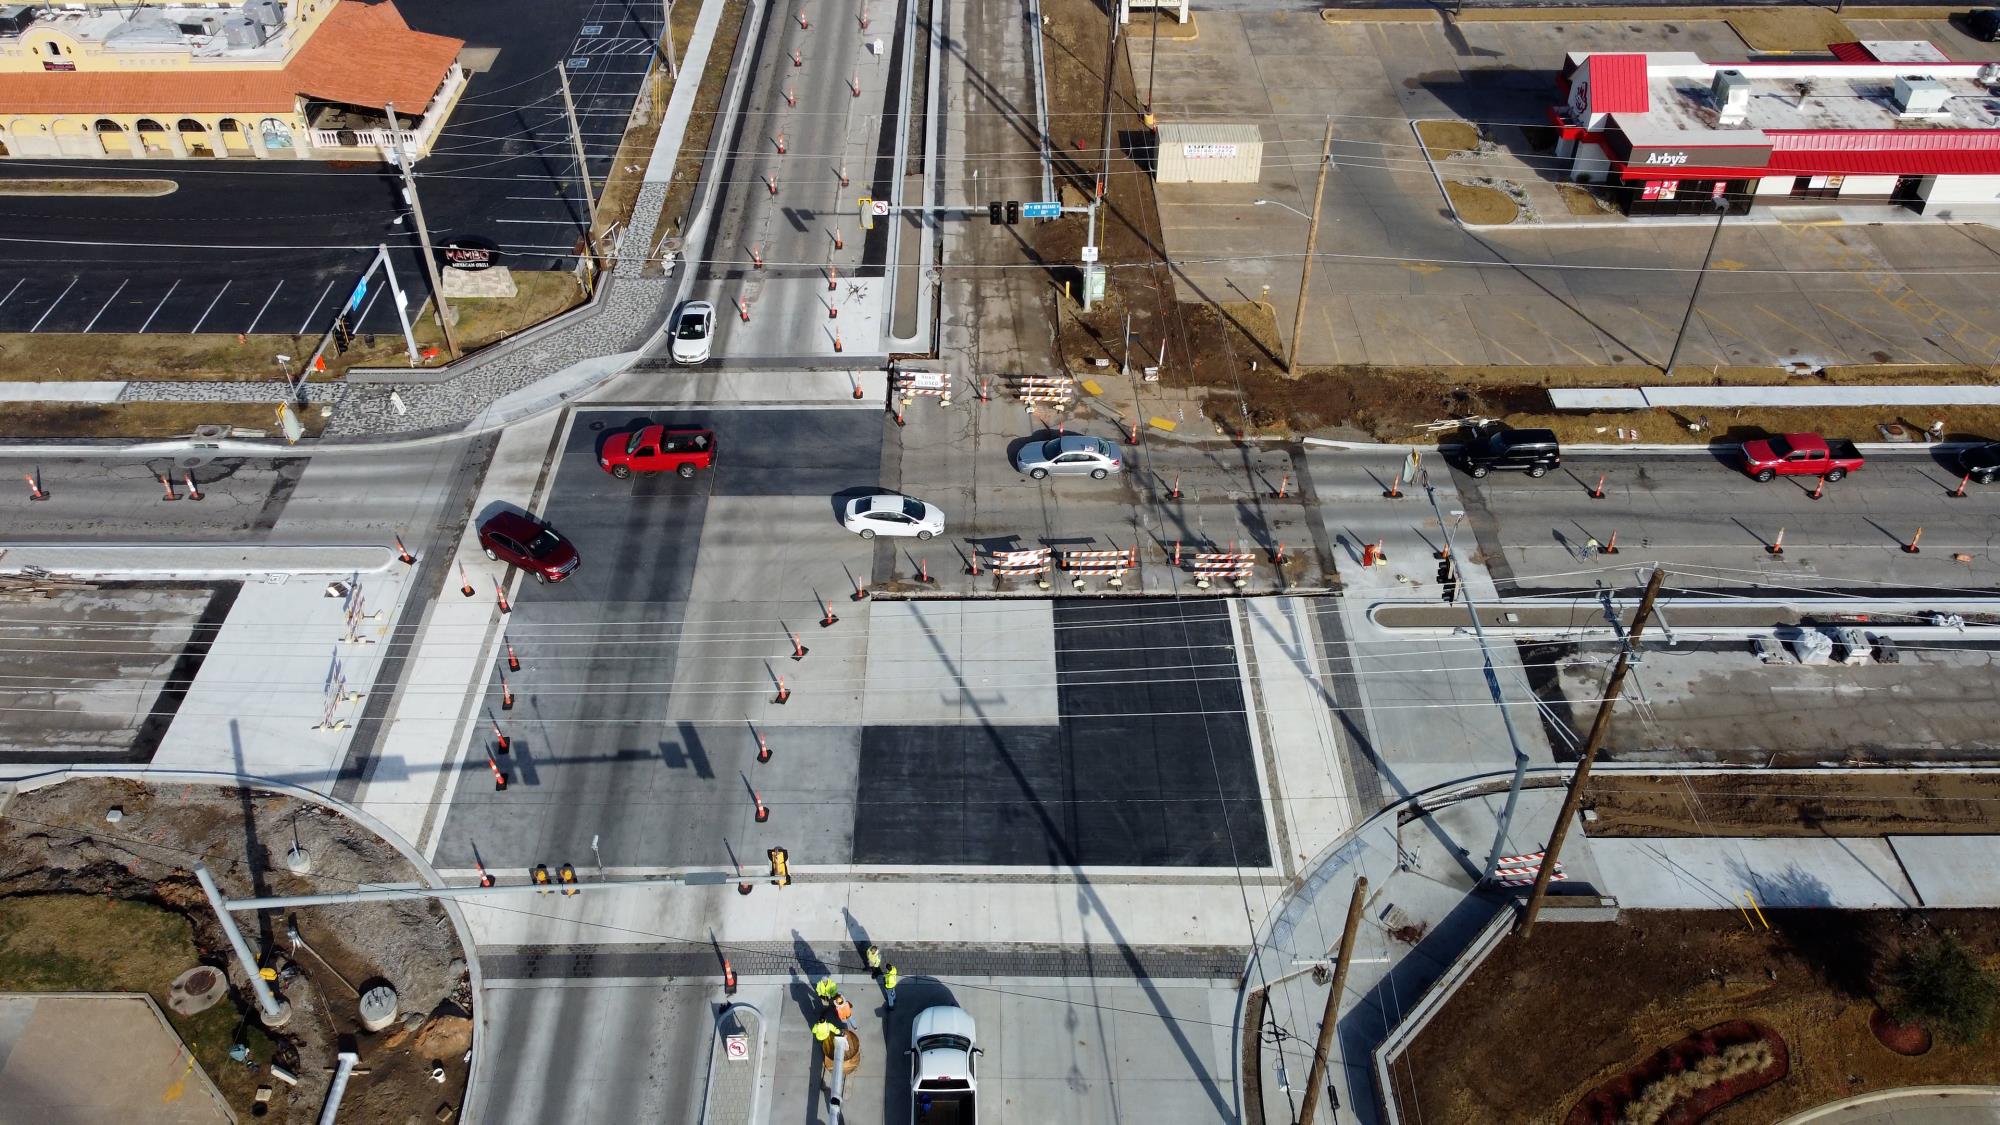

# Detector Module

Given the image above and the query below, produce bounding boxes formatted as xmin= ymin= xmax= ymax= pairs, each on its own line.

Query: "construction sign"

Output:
xmin=276 ymin=402 xmax=304 ymax=444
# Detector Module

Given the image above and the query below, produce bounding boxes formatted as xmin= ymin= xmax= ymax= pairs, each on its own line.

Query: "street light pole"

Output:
xmin=558 ymin=63 xmax=604 ymax=268
xmin=1297 ymin=875 xmax=1368 ymax=1125
xmin=1663 ymin=194 xmax=1728 ymax=378
xmin=1285 ymin=119 xmax=1334 ymax=375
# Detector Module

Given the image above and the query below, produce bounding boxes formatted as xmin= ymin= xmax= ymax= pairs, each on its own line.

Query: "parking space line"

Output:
xmin=139 ymin=279 xmax=179 ymax=333
xmin=496 ymin=218 xmax=587 ymax=224
xmin=246 ymin=279 xmax=284 ymax=335
xmin=82 ymin=278 xmax=128 ymax=332
xmin=190 ymin=281 xmax=230 ymax=334
xmin=0 ymin=278 xmax=24 ymax=315
xmin=30 ymin=277 xmax=77 ymax=332
xmin=1753 ymin=302 xmax=1840 ymax=357
xmin=298 ymin=279 xmax=337 ymax=335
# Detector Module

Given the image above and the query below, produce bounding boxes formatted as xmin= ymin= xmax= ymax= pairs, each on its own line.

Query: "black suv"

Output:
xmin=1966 ymin=8 xmax=2000 ymax=41
xmin=1456 ymin=427 xmax=1561 ymax=478
xmin=1958 ymin=441 xmax=2000 ymax=484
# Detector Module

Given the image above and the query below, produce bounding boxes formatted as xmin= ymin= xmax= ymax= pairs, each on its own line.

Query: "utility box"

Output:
xmin=1154 ymin=123 xmax=1262 ymax=184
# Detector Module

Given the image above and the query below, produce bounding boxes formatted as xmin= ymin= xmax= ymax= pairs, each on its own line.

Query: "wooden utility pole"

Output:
xmin=557 ymin=63 xmax=604 ymax=267
xmin=1298 ymin=875 xmax=1369 ymax=1125
xmin=386 ymin=102 xmax=458 ymax=360
xmin=1285 ymin=119 xmax=1334 ymax=376
xmin=1518 ymin=568 xmax=1666 ymax=937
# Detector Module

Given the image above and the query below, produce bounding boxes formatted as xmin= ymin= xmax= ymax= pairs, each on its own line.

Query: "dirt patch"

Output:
xmin=1870 ymin=1008 xmax=1933 ymax=1055
xmin=1417 ymin=120 xmax=1480 ymax=160
xmin=1585 ymin=771 xmax=2000 ymax=838
xmin=649 ymin=0 xmax=750 ymax=273
xmin=0 ymin=778 xmax=472 ymax=1125
xmin=1726 ymin=8 xmax=1854 ymax=52
xmin=0 ymin=178 xmax=176 ymax=197
xmin=1392 ymin=910 xmax=2000 ymax=1125
xmin=342 ymin=269 xmax=584 ymax=369
xmin=1444 ymin=181 xmax=1520 ymax=225
xmin=1559 ymin=183 xmax=1617 ymax=216
xmin=0 ymin=402 xmax=329 ymax=441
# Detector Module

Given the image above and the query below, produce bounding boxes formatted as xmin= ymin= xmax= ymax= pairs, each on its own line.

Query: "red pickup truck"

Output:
xmin=598 ymin=425 xmax=716 ymax=479
xmin=1740 ymin=432 xmax=1865 ymax=482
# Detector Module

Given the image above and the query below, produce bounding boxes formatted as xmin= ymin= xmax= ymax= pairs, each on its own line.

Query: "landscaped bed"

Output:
xmin=1389 ymin=909 xmax=2000 ymax=1124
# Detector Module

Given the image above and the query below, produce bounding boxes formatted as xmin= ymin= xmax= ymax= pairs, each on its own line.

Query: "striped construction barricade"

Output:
xmin=1488 ymin=852 xmax=1564 ymax=887
xmin=1011 ymin=375 xmax=1076 ymax=407
xmin=1058 ymin=546 xmax=1136 ymax=589
xmin=894 ymin=370 xmax=953 ymax=407
xmin=990 ymin=547 xmax=1053 ymax=588
xmin=1187 ymin=551 xmax=1254 ymax=590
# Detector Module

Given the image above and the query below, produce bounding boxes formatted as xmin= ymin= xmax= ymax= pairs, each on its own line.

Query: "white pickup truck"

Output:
xmin=909 ymin=1004 xmax=980 ymax=1124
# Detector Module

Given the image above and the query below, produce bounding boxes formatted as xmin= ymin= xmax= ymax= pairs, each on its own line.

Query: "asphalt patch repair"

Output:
xmin=853 ymin=598 xmax=1270 ymax=867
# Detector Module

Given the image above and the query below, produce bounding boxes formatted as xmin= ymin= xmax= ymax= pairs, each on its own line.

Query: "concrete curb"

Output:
xmin=0 ymin=766 xmax=490 ymax=1125
xmin=1775 ymin=1086 xmax=2000 ymax=1124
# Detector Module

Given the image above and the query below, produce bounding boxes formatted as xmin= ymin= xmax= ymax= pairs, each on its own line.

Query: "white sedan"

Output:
xmin=669 ymin=301 xmax=714 ymax=365
xmin=843 ymin=494 xmax=945 ymax=540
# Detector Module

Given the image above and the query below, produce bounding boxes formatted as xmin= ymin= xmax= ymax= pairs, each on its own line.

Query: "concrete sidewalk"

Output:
xmin=0 ymin=543 xmax=395 ymax=578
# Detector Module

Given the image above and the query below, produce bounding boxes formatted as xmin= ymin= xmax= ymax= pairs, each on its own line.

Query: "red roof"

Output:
xmin=1828 ymin=41 xmax=1874 ymax=61
xmin=1587 ymin=54 xmax=1651 ymax=115
xmin=0 ymin=2 xmax=462 ymax=115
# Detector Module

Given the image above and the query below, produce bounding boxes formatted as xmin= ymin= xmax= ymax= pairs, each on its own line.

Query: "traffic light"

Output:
xmin=531 ymin=864 xmax=552 ymax=894
xmin=1437 ymin=556 xmax=1458 ymax=604
xmin=768 ymin=847 xmax=791 ymax=887
xmin=1006 ymin=200 xmax=1020 ymax=225
xmin=558 ymin=863 xmax=579 ymax=896
xmin=988 ymin=201 xmax=1003 ymax=225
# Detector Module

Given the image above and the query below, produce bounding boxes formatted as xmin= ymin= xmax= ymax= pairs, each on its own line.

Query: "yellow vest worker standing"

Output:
xmin=865 ymin=944 xmax=883 ymax=977
xmin=815 ymin=976 xmax=839 ymax=1003
xmin=882 ymin=965 xmax=899 ymax=1011
xmin=812 ymin=1020 xmax=838 ymax=1043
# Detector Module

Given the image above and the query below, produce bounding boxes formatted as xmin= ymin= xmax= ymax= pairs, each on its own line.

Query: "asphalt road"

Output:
xmin=0 ymin=0 xmax=657 ymax=336
xmin=1452 ymin=447 xmax=2000 ymax=595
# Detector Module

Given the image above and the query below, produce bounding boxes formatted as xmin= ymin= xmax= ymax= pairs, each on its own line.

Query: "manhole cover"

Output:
xmin=589 ymin=420 xmax=606 ymax=431
xmin=169 ymin=964 xmax=228 ymax=1015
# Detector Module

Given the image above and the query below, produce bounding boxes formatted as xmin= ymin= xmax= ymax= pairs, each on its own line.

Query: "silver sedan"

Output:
xmin=1012 ymin=434 xmax=1123 ymax=480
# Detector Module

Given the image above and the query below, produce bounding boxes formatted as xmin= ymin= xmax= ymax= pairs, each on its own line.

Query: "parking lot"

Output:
xmin=1144 ymin=13 xmax=2000 ymax=369
xmin=0 ymin=0 xmax=657 ymax=336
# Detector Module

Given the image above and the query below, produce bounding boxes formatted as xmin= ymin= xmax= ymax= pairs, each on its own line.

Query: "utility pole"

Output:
xmin=1285 ymin=118 xmax=1333 ymax=376
xmin=386 ymin=101 xmax=458 ymax=360
xmin=1081 ymin=5 xmax=1122 ymax=315
xmin=1144 ymin=1 xmax=1161 ymax=125
xmin=1518 ymin=568 xmax=1666 ymax=938
xmin=1298 ymin=875 xmax=1368 ymax=1125
xmin=558 ymin=63 xmax=604 ymax=267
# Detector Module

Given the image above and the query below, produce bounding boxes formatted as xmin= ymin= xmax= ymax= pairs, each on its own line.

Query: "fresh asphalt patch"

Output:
xmin=852 ymin=599 xmax=1271 ymax=868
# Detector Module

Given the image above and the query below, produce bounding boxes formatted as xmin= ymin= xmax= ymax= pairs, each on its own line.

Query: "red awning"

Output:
xmin=1828 ymin=41 xmax=1875 ymax=61
xmin=1587 ymin=54 xmax=1650 ymax=115
xmin=1617 ymin=129 xmax=2000 ymax=178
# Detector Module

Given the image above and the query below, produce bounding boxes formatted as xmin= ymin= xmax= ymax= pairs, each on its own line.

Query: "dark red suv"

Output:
xmin=599 ymin=424 xmax=717 ymax=479
xmin=478 ymin=510 xmax=580 ymax=584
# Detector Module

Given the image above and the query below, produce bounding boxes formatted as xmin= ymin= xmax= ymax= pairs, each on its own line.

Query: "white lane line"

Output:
xmin=30 ymin=277 xmax=78 ymax=332
xmin=495 ymin=218 xmax=589 ymax=225
xmin=189 ymin=280 xmax=230 ymax=334
xmin=139 ymin=278 xmax=180 ymax=333
xmin=82 ymin=278 xmax=128 ymax=333
xmin=246 ymin=278 xmax=284 ymax=335
xmin=0 ymin=278 xmax=26 ymax=316
xmin=298 ymin=278 xmax=337 ymax=335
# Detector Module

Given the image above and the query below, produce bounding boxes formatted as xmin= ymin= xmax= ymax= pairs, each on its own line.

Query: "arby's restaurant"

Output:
xmin=1551 ymin=43 xmax=2000 ymax=216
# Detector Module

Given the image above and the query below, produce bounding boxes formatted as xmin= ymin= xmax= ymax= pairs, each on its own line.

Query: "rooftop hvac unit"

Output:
xmin=1893 ymin=74 xmax=1951 ymax=116
xmin=0 ymin=5 xmax=40 ymax=36
xmin=1711 ymin=69 xmax=1751 ymax=124
xmin=243 ymin=0 xmax=283 ymax=27
xmin=220 ymin=12 xmax=266 ymax=47
xmin=1979 ymin=62 xmax=2000 ymax=87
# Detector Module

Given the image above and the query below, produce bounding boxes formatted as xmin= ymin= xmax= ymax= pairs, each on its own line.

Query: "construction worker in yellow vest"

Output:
xmin=812 ymin=1019 xmax=839 ymax=1043
xmin=814 ymin=975 xmax=838 ymax=1003
xmin=882 ymin=964 xmax=899 ymax=1010
xmin=865 ymin=944 xmax=883 ymax=977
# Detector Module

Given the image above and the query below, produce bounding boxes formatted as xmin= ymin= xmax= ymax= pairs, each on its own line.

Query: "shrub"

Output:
xmin=1888 ymin=933 xmax=2000 ymax=1046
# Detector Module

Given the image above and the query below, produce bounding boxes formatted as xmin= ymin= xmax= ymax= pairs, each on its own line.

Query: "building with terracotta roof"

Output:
xmin=1553 ymin=44 xmax=2000 ymax=216
xmin=0 ymin=0 xmax=466 ymax=160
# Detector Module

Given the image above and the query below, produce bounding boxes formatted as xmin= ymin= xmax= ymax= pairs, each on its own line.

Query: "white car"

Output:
xmin=669 ymin=301 xmax=714 ymax=365
xmin=843 ymin=494 xmax=945 ymax=540
xmin=1013 ymin=433 xmax=1123 ymax=479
